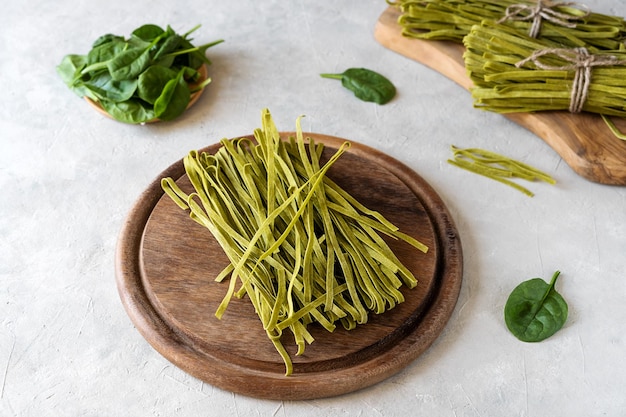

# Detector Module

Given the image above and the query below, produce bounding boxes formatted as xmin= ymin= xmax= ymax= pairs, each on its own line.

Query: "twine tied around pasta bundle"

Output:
xmin=498 ymin=0 xmax=591 ymax=38
xmin=515 ymin=47 xmax=626 ymax=113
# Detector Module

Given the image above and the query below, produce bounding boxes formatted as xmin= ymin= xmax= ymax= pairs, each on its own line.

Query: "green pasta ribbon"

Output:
xmin=448 ymin=145 xmax=556 ymax=196
xmin=162 ymin=109 xmax=428 ymax=375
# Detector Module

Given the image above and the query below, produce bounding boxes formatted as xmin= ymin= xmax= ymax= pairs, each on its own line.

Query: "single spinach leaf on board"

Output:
xmin=504 ymin=271 xmax=568 ymax=342
xmin=320 ymin=68 xmax=396 ymax=104
xmin=137 ymin=65 xmax=178 ymax=104
xmin=153 ymin=69 xmax=190 ymax=121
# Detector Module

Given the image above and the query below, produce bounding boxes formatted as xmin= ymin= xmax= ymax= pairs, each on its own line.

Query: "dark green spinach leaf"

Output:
xmin=154 ymin=69 xmax=190 ymax=121
xmin=137 ymin=66 xmax=178 ymax=104
xmin=57 ymin=54 xmax=87 ymax=86
xmin=92 ymin=34 xmax=124 ymax=48
xmin=87 ymin=39 xmax=127 ymax=65
xmin=83 ymin=72 xmax=137 ymax=102
xmin=504 ymin=271 xmax=568 ymax=342
xmin=154 ymin=34 xmax=182 ymax=61
xmin=107 ymin=47 xmax=152 ymax=81
xmin=320 ymin=68 xmax=396 ymax=104
xmin=131 ymin=24 xmax=165 ymax=42
xmin=101 ymin=99 xmax=155 ymax=124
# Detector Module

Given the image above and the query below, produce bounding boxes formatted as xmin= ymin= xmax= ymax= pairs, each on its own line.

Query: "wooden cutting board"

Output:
xmin=375 ymin=6 xmax=626 ymax=186
xmin=115 ymin=132 xmax=463 ymax=400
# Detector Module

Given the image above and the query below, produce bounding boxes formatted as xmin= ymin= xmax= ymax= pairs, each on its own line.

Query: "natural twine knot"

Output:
xmin=515 ymin=47 xmax=626 ymax=113
xmin=498 ymin=0 xmax=591 ymax=38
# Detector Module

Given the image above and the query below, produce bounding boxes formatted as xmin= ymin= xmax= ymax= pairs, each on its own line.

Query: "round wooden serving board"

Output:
xmin=115 ymin=132 xmax=463 ymax=400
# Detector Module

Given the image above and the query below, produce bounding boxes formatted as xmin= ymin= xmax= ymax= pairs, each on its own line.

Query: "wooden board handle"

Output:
xmin=375 ymin=6 xmax=626 ymax=186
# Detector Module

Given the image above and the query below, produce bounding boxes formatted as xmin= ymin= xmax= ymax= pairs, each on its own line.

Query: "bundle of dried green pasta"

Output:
xmin=463 ymin=21 xmax=626 ymax=117
xmin=389 ymin=0 xmax=626 ymax=51
xmin=161 ymin=109 xmax=428 ymax=375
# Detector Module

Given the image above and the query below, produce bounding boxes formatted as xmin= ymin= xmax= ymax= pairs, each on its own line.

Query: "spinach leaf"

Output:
xmin=191 ymin=39 xmax=224 ymax=66
xmin=137 ymin=65 xmax=178 ymax=104
xmin=504 ymin=271 xmax=568 ymax=342
xmin=153 ymin=69 xmax=190 ymax=121
xmin=83 ymin=72 xmax=137 ymax=102
xmin=101 ymin=99 xmax=155 ymax=124
xmin=132 ymin=24 xmax=165 ymax=42
xmin=173 ymin=38 xmax=223 ymax=68
xmin=107 ymin=46 xmax=152 ymax=81
xmin=92 ymin=34 xmax=124 ymax=48
xmin=182 ymin=66 xmax=201 ymax=83
xmin=57 ymin=54 xmax=87 ymax=87
xmin=126 ymin=36 xmax=151 ymax=50
xmin=87 ymin=39 xmax=127 ymax=66
xmin=56 ymin=55 xmax=98 ymax=99
xmin=320 ymin=68 xmax=396 ymax=105
xmin=154 ymin=34 xmax=182 ymax=61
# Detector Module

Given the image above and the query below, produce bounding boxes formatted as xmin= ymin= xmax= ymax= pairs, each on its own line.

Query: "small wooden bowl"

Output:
xmin=84 ymin=64 xmax=209 ymax=123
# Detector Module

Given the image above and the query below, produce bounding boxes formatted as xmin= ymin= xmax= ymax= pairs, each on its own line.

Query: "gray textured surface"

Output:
xmin=1 ymin=0 xmax=625 ymax=415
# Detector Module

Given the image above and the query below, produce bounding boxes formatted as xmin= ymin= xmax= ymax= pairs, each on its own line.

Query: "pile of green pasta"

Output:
xmin=162 ymin=109 xmax=428 ymax=375
xmin=391 ymin=0 xmax=626 ymax=118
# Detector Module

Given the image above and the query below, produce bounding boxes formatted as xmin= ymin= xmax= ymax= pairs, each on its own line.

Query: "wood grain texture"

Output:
xmin=115 ymin=132 xmax=463 ymax=400
xmin=375 ymin=6 xmax=626 ymax=185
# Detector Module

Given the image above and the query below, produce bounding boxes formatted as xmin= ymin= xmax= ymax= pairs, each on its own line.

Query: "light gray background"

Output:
xmin=1 ymin=0 xmax=625 ymax=416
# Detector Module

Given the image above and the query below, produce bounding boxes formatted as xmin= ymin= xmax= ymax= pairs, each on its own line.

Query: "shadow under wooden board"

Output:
xmin=115 ymin=132 xmax=463 ymax=400
xmin=375 ymin=6 xmax=626 ymax=186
